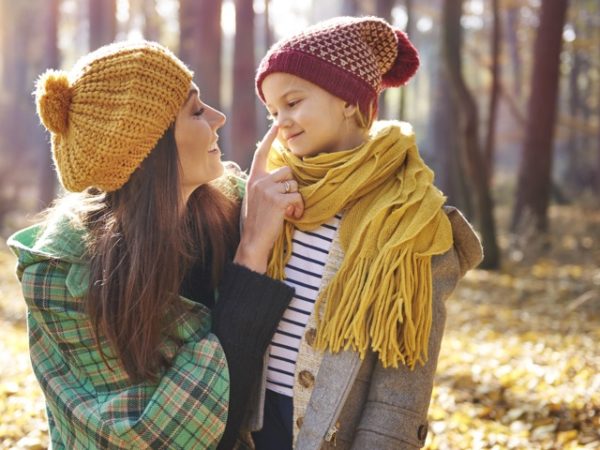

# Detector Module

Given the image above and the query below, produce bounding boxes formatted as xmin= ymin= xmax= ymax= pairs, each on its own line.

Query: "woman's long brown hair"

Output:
xmin=84 ymin=127 xmax=240 ymax=383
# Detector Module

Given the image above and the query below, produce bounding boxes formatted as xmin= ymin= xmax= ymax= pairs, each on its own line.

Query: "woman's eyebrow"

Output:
xmin=184 ymin=88 xmax=199 ymax=106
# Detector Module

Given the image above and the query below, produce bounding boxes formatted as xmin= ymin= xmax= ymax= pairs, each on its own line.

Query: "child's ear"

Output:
xmin=343 ymin=103 xmax=358 ymax=119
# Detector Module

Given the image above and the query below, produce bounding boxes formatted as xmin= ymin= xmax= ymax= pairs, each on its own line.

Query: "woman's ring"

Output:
xmin=283 ymin=180 xmax=291 ymax=194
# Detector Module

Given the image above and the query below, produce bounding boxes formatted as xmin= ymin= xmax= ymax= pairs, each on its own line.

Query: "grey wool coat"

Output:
xmin=240 ymin=206 xmax=483 ymax=450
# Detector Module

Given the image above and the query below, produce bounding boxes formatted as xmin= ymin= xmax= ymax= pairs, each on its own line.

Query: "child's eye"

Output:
xmin=288 ymin=100 xmax=300 ymax=108
xmin=193 ymin=108 xmax=205 ymax=117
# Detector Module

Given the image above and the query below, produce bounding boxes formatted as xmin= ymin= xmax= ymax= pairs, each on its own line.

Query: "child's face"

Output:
xmin=262 ymin=73 xmax=360 ymax=157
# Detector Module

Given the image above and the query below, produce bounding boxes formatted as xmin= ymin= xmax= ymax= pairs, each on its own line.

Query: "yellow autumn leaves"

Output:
xmin=0 ymin=204 xmax=599 ymax=449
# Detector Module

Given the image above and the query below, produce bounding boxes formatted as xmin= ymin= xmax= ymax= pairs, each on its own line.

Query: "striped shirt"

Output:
xmin=266 ymin=214 xmax=341 ymax=397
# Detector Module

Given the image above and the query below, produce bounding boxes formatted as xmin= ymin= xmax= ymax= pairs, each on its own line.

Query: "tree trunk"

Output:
xmin=264 ymin=0 xmax=273 ymax=50
xmin=179 ymin=0 xmax=222 ymax=111
xmin=430 ymin=60 xmax=472 ymax=217
xmin=89 ymin=0 xmax=117 ymax=50
xmin=142 ymin=0 xmax=161 ymax=41
xmin=483 ymin=0 xmax=501 ymax=182
xmin=426 ymin=0 xmax=469 ymax=214
xmin=230 ymin=0 xmax=257 ymax=169
xmin=597 ymin=30 xmax=600 ymax=199
xmin=505 ymin=4 xmax=522 ymax=98
xmin=597 ymin=109 xmax=600 ymax=201
xmin=375 ymin=0 xmax=395 ymax=119
xmin=511 ymin=0 xmax=569 ymax=235
xmin=375 ymin=0 xmax=394 ymax=22
xmin=566 ymin=48 xmax=582 ymax=192
xmin=0 ymin=1 xmax=25 ymax=224
xmin=442 ymin=0 xmax=500 ymax=269
xmin=0 ymin=1 xmax=58 ymax=216
xmin=0 ymin=2 xmax=31 ymax=175
xmin=399 ymin=0 xmax=414 ymax=121
xmin=341 ymin=0 xmax=360 ymax=16
xmin=38 ymin=0 xmax=60 ymax=209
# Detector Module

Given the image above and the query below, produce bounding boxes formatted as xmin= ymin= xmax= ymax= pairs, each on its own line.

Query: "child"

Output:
xmin=244 ymin=16 xmax=484 ymax=450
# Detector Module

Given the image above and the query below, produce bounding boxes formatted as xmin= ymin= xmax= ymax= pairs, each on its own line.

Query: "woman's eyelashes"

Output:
xmin=193 ymin=107 xmax=205 ymax=117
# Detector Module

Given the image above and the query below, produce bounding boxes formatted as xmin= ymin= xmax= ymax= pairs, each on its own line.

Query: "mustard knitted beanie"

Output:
xmin=35 ymin=40 xmax=193 ymax=192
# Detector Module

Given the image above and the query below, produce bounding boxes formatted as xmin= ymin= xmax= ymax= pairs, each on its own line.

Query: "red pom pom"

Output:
xmin=382 ymin=30 xmax=420 ymax=88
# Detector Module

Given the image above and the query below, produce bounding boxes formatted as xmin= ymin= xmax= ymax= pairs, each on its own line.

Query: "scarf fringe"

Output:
xmin=267 ymin=121 xmax=453 ymax=370
xmin=267 ymin=222 xmax=294 ymax=280
xmin=313 ymin=247 xmax=433 ymax=369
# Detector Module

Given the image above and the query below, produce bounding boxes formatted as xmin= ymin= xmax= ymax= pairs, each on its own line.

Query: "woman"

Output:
xmin=7 ymin=40 xmax=302 ymax=449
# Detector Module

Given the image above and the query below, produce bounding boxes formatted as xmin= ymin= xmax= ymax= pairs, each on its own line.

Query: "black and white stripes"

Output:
xmin=266 ymin=215 xmax=341 ymax=397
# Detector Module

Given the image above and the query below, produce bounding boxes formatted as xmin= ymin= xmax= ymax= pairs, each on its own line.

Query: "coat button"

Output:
xmin=298 ymin=370 xmax=315 ymax=388
xmin=417 ymin=423 xmax=428 ymax=441
xmin=305 ymin=328 xmax=317 ymax=346
xmin=296 ymin=416 xmax=304 ymax=428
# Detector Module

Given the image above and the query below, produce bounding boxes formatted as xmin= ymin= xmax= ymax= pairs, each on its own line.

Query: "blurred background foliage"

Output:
xmin=0 ymin=0 xmax=597 ymax=263
xmin=0 ymin=0 xmax=599 ymax=449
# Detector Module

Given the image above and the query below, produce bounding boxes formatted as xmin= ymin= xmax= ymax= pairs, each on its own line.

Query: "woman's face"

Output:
xmin=262 ymin=73 xmax=361 ymax=157
xmin=174 ymin=82 xmax=226 ymax=201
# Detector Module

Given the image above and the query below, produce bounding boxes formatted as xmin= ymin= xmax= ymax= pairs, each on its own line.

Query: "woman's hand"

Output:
xmin=234 ymin=125 xmax=304 ymax=273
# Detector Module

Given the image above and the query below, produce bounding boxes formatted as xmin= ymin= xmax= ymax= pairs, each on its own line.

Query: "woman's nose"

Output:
xmin=210 ymin=107 xmax=226 ymax=128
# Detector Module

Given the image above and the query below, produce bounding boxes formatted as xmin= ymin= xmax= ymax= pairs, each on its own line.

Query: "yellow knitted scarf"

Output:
xmin=267 ymin=121 xmax=453 ymax=368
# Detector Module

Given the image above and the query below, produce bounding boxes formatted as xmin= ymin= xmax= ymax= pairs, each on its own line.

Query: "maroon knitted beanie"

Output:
xmin=255 ymin=16 xmax=419 ymax=117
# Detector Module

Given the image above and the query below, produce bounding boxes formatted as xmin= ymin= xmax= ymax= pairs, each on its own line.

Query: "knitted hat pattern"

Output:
xmin=35 ymin=40 xmax=193 ymax=192
xmin=255 ymin=16 xmax=419 ymax=117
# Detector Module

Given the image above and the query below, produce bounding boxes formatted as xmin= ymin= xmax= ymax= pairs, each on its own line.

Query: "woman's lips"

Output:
xmin=208 ymin=139 xmax=220 ymax=153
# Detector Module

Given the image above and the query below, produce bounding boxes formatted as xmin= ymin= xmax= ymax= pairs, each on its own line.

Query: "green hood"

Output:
xmin=7 ymin=216 xmax=90 ymax=297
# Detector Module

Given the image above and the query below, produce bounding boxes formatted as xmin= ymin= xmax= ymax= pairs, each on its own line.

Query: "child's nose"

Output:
xmin=276 ymin=113 xmax=292 ymax=128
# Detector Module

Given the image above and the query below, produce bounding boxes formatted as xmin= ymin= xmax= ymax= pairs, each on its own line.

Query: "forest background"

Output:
xmin=0 ymin=0 xmax=598 ymax=449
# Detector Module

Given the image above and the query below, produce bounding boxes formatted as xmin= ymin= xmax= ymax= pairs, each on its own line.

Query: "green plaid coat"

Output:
xmin=8 ymin=216 xmax=229 ymax=449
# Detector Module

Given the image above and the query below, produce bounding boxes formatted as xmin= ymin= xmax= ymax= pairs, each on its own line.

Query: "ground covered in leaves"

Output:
xmin=0 ymin=205 xmax=599 ymax=449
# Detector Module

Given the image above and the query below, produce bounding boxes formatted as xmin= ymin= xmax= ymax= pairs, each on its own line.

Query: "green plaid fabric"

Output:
xmin=8 ymin=217 xmax=230 ymax=449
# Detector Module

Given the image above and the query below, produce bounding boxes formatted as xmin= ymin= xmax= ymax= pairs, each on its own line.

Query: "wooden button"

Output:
xmin=298 ymin=370 xmax=315 ymax=388
xmin=296 ymin=416 xmax=304 ymax=428
xmin=305 ymin=328 xmax=317 ymax=346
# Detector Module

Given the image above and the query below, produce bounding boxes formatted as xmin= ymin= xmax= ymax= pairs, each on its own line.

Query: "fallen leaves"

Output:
xmin=0 ymin=243 xmax=48 ymax=450
xmin=426 ymin=205 xmax=600 ymax=449
xmin=0 ymin=330 xmax=48 ymax=449
xmin=1 ymin=205 xmax=599 ymax=449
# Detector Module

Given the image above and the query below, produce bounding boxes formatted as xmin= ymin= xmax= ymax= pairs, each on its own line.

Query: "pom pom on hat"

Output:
xmin=33 ymin=41 xmax=193 ymax=192
xmin=382 ymin=30 xmax=420 ymax=88
xmin=36 ymin=69 xmax=73 ymax=135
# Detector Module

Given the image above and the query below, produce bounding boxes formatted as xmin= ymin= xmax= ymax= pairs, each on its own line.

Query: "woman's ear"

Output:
xmin=343 ymin=103 xmax=358 ymax=119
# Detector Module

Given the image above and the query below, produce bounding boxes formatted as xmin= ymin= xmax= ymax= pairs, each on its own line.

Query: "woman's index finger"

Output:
xmin=249 ymin=124 xmax=279 ymax=179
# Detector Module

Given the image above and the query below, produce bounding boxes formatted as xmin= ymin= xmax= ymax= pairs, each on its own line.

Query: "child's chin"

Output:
xmin=289 ymin=146 xmax=320 ymax=158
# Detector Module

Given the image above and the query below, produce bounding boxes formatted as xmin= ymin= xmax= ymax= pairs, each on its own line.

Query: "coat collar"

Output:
xmin=8 ymin=216 xmax=90 ymax=298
